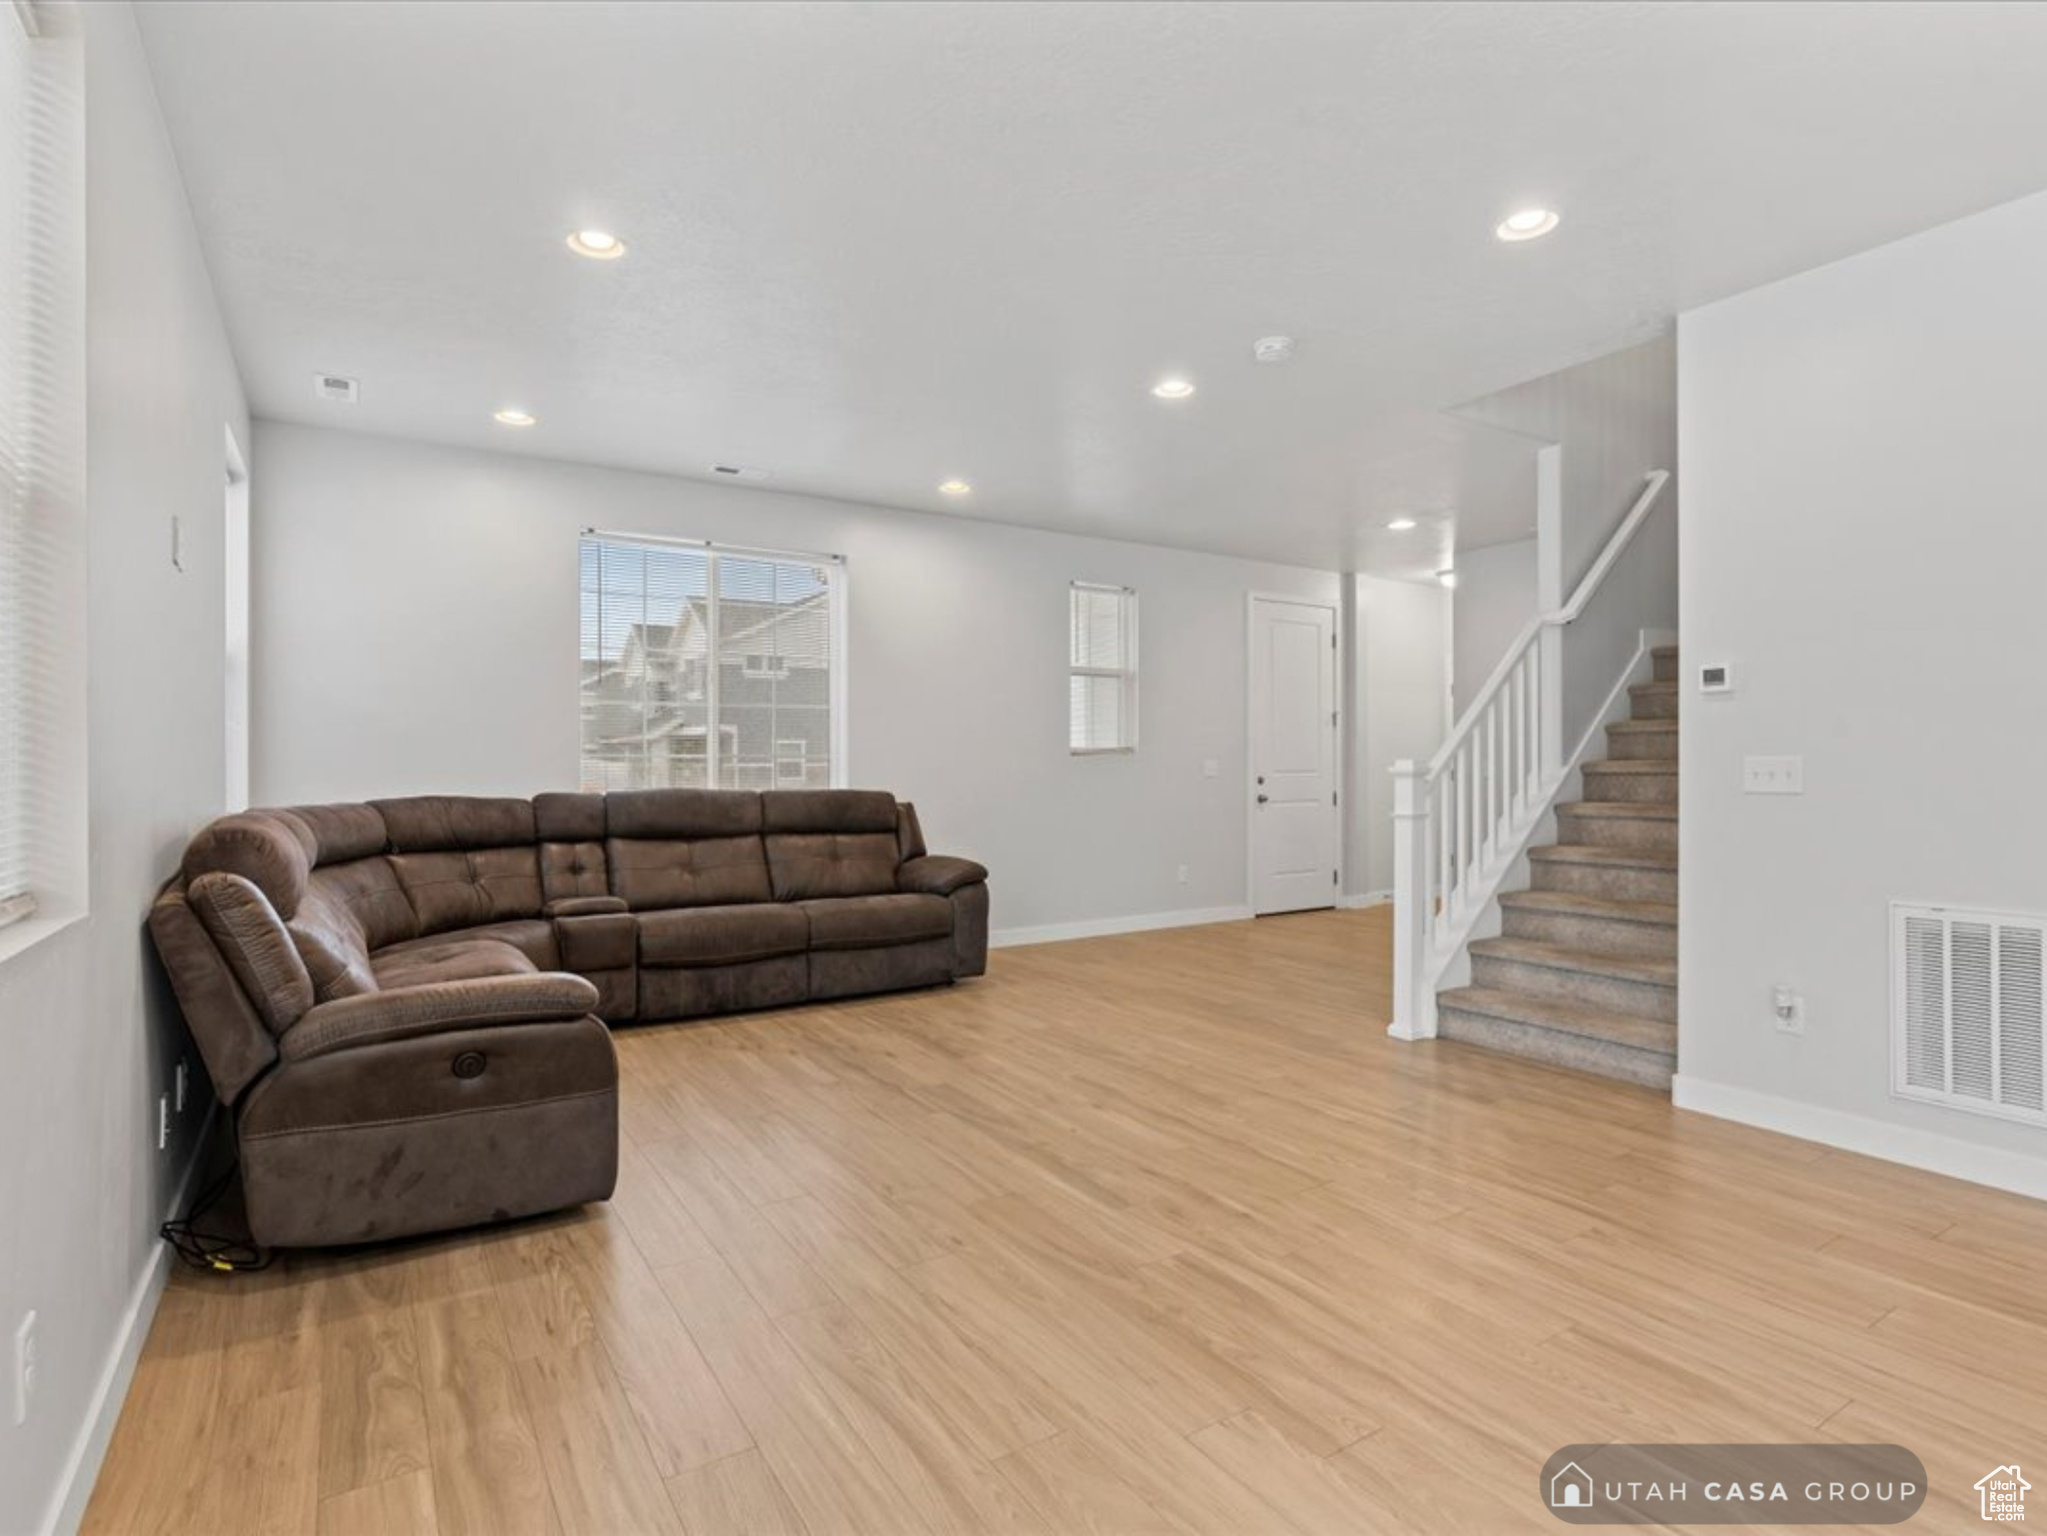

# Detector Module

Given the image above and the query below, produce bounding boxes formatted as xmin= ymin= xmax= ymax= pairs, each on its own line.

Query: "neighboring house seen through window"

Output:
xmin=580 ymin=534 xmax=844 ymax=791
xmin=1070 ymin=581 xmax=1138 ymax=753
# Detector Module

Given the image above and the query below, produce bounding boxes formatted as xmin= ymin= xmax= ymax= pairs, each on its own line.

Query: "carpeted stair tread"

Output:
xmin=1607 ymin=719 xmax=1679 ymax=735
xmin=1559 ymin=800 xmax=1677 ymax=821
xmin=1583 ymin=758 xmax=1677 ymax=774
xmin=1530 ymin=843 xmax=1677 ymax=871
xmin=1469 ymin=936 xmax=1676 ymax=987
xmin=1499 ymin=889 xmax=1677 ymax=927
xmin=1438 ymin=986 xmax=1676 ymax=1055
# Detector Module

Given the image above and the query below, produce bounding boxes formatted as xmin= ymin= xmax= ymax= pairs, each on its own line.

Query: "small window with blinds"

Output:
xmin=0 ymin=2 xmax=83 ymax=935
xmin=1893 ymin=902 xmax=2047 ymax=1127
xmin=1070 ymin=582 xmax=1137 ymax=754
xmin=579 ymin=534 xmax=844 ymax=792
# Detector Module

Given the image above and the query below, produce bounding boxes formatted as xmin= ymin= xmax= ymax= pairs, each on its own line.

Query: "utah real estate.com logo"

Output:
xmin=1977 ymin=1465 xmax=2028 ymax=1523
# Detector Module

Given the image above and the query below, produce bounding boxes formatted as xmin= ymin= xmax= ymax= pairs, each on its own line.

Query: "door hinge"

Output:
xmin=1331 ymin=790 xmax=1338 ymax=806
xmin=1330 ymin=709 xmax=1338 ymax=727
xmin=1332 ymin=869 xmax=1339 ymax=885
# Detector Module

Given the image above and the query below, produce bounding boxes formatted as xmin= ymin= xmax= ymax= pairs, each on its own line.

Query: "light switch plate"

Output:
xmin=1743 ymin=755 xmax=1804 ymax=794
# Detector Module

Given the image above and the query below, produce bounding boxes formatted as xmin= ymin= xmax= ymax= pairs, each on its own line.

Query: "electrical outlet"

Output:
xmin=1773 ymin=985 xmax=1806 ymax=1036
xmin=175 ymin=1058 xmax=189 ymax=1114
xmin=13 ymin=1311 xmax=36 ymax=1426
xmin=1201 ymin=758 xmax=1219 ymax=779
xmin=1176 ymin=864 xmax=1189 ymax=884
xmin=1743 ymin=755 xmax=1804 ymax=795
xmin=157 ymin=1094 xmax=170 ymax=1151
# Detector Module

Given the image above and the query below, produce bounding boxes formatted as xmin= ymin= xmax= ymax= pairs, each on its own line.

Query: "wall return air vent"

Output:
xmin=1892 ymin=903 xmax=2046 ymax=1126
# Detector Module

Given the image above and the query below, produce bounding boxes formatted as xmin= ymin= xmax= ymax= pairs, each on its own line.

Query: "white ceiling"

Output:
xmin=135 ymin=0 xmax=2047 ymax=576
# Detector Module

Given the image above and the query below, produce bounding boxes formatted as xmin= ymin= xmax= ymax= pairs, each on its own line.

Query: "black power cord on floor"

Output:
xmin=159 ymin=1159 xmax=274 ymax=1274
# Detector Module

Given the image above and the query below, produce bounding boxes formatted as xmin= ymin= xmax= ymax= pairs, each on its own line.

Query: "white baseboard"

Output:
xmin=1672 ymin=1074 xmax=2047 ymax=1203
xmin=991 ymin=905 xmax=1254 ymax=949
xmin=43 ymin=1110 xmax=216 ymax=1536
xmin=1336 ymin=891 xmax=1389 ymax=910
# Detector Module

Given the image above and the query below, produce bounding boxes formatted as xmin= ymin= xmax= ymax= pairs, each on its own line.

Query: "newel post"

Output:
xmin=1388 ymin=759 xmax=1435 ymax=1040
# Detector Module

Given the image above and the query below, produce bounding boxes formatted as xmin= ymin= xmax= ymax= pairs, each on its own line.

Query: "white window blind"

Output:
xmin=580 ymin=534 xmax=843 ymax=792
xmin=0 ymin=2 xmax=79 ymax=930
xmin=1070 ymin=582 xmax=1138 ymax=753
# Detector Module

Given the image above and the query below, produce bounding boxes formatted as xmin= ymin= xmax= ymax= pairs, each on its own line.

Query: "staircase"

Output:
xmin=1435 ymin=644 xmax=1678 ymax=1088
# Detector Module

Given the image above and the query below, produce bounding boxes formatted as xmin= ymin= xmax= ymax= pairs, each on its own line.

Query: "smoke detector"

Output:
xmin=709 ymin=464 xmax=769 ymax=482
xmin=313 ymin=373 xmax=359 ymax=404
xmin=1252 ymin=336 xmax=1294 ymax=364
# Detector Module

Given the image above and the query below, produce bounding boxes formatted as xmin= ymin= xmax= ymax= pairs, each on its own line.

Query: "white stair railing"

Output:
xmin=1389 ymin=469 xmax=1671 ymax=1040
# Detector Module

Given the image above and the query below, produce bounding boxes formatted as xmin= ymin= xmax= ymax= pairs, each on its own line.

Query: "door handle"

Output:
xmin=1256 ymin=794 xmax=1270 ymax=804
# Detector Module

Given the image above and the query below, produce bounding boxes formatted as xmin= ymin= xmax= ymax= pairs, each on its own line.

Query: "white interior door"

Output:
xmin=1250 ymin=597 xmax=1338 ymax=915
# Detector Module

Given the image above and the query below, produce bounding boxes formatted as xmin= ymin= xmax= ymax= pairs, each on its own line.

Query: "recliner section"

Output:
xmin=149 ymin=787 xmax=987 ymax=1247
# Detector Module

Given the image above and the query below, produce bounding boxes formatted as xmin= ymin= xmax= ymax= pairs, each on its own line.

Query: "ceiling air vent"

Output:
xmin=1893 ymin=903 xmax=2046 ymax=1125
xmin=313 ymin=373 xmax=359 ymax=404
xmin=709 ymin=464 xmax=769 ymax=482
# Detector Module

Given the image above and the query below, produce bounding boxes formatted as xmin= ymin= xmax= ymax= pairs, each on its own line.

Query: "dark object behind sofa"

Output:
xmin=150 ymin=789 xmax=989 ymax=1248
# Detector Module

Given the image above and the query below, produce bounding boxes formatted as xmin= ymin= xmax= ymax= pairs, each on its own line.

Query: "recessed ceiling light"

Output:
xmin=1495 ymin=207 xmax=1560 ymax=242
xmin=1252 ymin=336 xmax=1294 ymax=364
xmin=1387 ymin=517 xmax=1418 ymax=532
xmin=938 ymin=479 xmax=972 ymax=496
xmin=1151 ymin=377 xmax=1196 ymax=400
xmin=493 ymin=408 xmax=537 ymax=427
xmin=566 ymin=229 xmax=626 ymax=260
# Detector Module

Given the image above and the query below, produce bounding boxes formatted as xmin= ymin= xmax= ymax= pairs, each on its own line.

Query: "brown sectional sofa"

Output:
xmin=150 ymin=789 xmax=988 ymax=1248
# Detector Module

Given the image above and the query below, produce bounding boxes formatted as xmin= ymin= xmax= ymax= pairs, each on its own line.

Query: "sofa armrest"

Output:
xmin=897 ymin=854 xmax=987 ymax=896
xmin=546 ymin=895 xmax=628 ymax=918
xmin=279 ymin=973 xmax=600 ymax=1062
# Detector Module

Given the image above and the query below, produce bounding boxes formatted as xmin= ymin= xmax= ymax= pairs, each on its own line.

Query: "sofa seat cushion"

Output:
xmin=371 ymin=936 xmax=540 ymax=991
xmin=638 ymin=903 xmax=810 ymax=968
xmin=800 ymin=893 xmax=952 ymax=951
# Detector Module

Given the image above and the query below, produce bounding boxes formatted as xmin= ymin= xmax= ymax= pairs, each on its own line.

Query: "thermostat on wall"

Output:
xmin=1699 ymin=663 xmax=1734 ymax=694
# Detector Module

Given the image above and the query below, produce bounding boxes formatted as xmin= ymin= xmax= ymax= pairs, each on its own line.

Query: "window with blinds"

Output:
xmin=1070 ymin=582 xmax=1138 ymax=753
xmin=0 ymin=2 xmax=82 ymax=932
xmin=580 ymin=535 xmax=844 ymax=792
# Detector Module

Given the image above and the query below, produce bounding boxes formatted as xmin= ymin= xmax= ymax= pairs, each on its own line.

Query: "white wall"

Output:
xmin=1451 ymin=537 xmax=1536 ymax=718
xmin=1458 ymin=334 xmax=1677 ymax=593
xmin=251 ymin=423 xmax=1342 ymax=936
xmin=1677 ymin=186 xmax=2047 ymax=1196
xmin=1455 ymin=335 xmax=1679 ymax=749
xmin=1345 ymin=573 xmax=1450 ymax=899
xmin=0 ymin=4 xmax=250 ymax=1529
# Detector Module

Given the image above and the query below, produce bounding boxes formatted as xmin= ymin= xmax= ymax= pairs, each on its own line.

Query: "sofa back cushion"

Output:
xmin=289 ymin=880 xmax=378 ymax=1001
xmin=608 ymin=837 xmax=772 ymax=910
xmin=375 ymin=795 xmax=545 ymax=937
xmin=607 ymin=789 xmax=764 ymax=839
xmin=187 ymin=871 xmax=316 ymax=1031
xmin=280 ymin=802 xmax=390 ymax=865
xmin=290 ymin=857 xmax=418 ymax=1000
xmin=604 ymin=790 xmax=773 ymax=911
xmin=181 ymin=812 xmax=311 ymax=919
xmin=375 ymin=795 xmax=534 ymax=851
xmin=534 ymin=792 xmax=610 ymax=904
xmin=761 ymin=790 xmax=901 ymax=900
